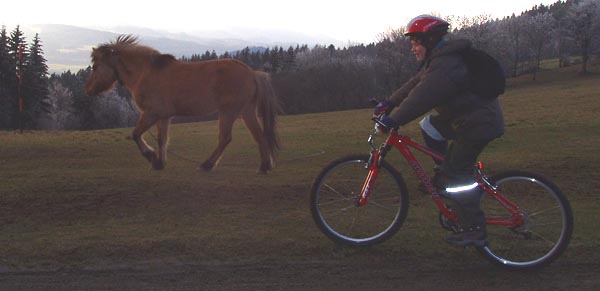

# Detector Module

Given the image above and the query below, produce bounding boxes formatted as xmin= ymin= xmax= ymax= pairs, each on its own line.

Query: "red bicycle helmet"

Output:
xmin=405 ymin=15 xmax=450 ymax=36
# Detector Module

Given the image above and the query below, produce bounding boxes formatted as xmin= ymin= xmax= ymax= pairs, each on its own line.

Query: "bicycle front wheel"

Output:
xmin=478 ymin=171 xmax=573 ymax=270
xmin=310 ymin=154 xmax=409 ymax=247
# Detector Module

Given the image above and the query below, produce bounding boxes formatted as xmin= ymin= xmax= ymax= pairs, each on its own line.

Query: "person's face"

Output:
xmin=410 ymin=39 xmax=427 ymax=62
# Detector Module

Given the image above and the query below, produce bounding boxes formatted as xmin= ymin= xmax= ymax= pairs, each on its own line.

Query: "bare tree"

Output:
xmin=45 ymin=79 xmax=73 ymax=130
xmin=524 ymin=13 xmax=556 ymax=80
xmin=92 ymin=88 xmax=138 ymax=129
xmin=567 ymin=0 xmax=600 ymax=74
xmin=506 ymin=14 xmax=526 ymax=77
xmin=451 ymin=14 xmax=495 ymax=51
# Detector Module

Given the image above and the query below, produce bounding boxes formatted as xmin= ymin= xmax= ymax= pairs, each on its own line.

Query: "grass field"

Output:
xmin=0 ymin=65 xmax=599 ymax=289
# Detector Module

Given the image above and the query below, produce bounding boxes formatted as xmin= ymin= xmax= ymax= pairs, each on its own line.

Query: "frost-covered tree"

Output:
xmin=566 ymin=0 xmax=600 ymax=74
xmin=506 ymin=14 xmax=526 ymax=77
xmin=451 ymin=14 xmax=496 ymax=52
xmin=91 ymin=87 xmax=138 ymax=129
xmin=524 ymin=13 xmax=556 ymax=80
xmin=46 ymin=79 xmax=73 ymax=130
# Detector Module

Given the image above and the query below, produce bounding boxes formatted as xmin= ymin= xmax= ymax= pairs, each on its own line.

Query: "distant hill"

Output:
xmin=19 ymin=24 xmax=342 ymax=73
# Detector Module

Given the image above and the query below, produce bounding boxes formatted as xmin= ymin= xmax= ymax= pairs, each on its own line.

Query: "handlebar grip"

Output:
xmin=372 ymin=116 xmax=386 ymax=127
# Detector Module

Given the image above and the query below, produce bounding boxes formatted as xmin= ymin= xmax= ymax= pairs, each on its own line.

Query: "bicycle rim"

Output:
xmin=310 ymin=155 xmax=408 ymax=247
xmin=479 ymin=171 xmax=573 ymax=270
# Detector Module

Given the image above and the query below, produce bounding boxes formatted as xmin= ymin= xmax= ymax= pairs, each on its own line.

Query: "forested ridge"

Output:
xmin=1 ymin=0 xmax=598 ymax=130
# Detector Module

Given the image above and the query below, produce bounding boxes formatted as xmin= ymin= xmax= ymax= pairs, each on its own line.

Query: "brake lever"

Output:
xmin=372 ymin=116 xmax=386 ymax=127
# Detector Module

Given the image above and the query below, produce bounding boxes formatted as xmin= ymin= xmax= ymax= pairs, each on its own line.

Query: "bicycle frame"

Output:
xmin=359 ymin=128 xmax=524 ymax=228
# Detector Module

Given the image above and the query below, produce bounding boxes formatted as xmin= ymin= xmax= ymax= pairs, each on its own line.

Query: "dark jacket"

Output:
xmin=388 ymin=39 xmax=504 ymax=141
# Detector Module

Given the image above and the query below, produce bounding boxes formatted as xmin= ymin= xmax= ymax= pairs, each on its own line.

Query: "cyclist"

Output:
xmin=374 ymin=14 xmax=505 ymax=247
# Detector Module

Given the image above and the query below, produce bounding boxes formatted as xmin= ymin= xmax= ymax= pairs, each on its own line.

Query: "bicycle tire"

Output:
xmin=310 ymin=154 xmax=409 ymax=247
xmin=477 ymin=170 xmax=573 ymax=270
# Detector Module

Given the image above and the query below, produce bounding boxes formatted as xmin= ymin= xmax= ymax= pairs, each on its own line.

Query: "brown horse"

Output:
xmin=85 ymin=35 xmax=280 ymax=173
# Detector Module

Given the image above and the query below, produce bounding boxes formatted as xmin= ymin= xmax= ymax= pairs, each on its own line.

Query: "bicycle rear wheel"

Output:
xmin=478 ymin=171 xmax=573 ymax=270
xmin=310 ymin=154 xmax=409 ymax=247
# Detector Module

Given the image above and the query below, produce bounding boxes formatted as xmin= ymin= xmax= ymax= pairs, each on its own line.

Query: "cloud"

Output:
xmin=57 ymin=45 xmax=94 ymax=54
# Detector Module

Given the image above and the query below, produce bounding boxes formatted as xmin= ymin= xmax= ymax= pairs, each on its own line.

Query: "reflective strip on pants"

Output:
xmin=445 ymin=182 xmax=479 ymax=193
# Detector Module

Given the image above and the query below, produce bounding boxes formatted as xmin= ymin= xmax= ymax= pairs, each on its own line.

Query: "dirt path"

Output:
xmin=1 ymin=258 xmax=597 ymax=290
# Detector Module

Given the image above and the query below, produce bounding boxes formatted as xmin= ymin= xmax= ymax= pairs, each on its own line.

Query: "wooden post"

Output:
xmin=17 ymin=44 xmax=23 ymax=134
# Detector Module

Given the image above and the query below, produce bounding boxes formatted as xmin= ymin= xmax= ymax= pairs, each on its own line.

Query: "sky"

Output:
xmin=2 ymin=0 xmax=559 ymax=44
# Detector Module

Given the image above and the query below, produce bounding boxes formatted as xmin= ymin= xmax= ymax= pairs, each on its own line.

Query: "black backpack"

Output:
xmin=461 ymin=47 xmax=506 ymax=100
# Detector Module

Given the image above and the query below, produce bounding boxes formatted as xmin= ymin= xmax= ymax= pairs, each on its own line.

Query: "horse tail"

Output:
xmin=254 ymin=71 xmax=281 ymax=160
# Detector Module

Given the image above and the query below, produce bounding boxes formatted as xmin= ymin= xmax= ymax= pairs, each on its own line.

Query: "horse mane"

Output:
xmin=151 ymin=54 xmax=177 ymax=69
xmin=92 ymin=34 xmax=175 ymax=69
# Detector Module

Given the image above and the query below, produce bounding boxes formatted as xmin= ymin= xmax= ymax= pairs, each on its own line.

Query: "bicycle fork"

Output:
xmin=357 ymin=149 xmax=382 ymax=206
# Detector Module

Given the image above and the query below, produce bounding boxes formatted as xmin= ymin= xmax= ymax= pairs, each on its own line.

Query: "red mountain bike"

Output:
xmin=310 ymin=114 xmax=573 ymax=270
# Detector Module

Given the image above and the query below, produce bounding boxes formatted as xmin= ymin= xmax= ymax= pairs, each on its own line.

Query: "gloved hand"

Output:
xmin=376 ymin=116 xmax=399 ymax=133
xmin=373 ymin=100 xmax=394 ymax=117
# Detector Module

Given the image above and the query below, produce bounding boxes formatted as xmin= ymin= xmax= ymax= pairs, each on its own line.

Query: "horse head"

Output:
xmin=85 ymin=46 xmax=120 ymax=96
xmin=85 ymin=35 xmax=141 ymax=96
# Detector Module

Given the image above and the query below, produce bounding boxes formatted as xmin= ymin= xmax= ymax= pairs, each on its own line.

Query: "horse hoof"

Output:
xmin=258 ymin=165 xmax=272 ymax=174
xmin=142 ymin=151 xmax=157 ymax=163
xmin=199 ymin=161 xmax=214 ymax=171
xmin=152 ymin=160 xmax=165 ymax=170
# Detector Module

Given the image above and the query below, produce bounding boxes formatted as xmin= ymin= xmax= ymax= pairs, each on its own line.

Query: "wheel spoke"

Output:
xmin=369 ymin=200 xmax=398 ymax=212
xmin=317 ymin=197 xmax=354 ymax=207
xmin=318 ymin=204 xmax=356 ymax=218
xmin=323 ymin=183 xmax=352 ymax=200
xmin=346 ymin=209 xmax=361 ymax=237
xmin=529 ymin=231 xmax=558 ymax=246
xmin=531 ymin=221 xmax=561 ymax=227
xmin=504 ymin=232 xmax=521 ymax=257
xmin=478 ymin=172 xmax=572 ymax=270
xmin=528 ymin=206 xmax=560 ymax=217
xmin=310 ymin=155 xmax=408 ymax=246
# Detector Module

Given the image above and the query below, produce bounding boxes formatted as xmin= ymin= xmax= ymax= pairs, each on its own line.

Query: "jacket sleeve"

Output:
xmin=389 ymin=73 xmax=421 ymax=105
xmin=390 ymin=55 xmax=466 ymax=126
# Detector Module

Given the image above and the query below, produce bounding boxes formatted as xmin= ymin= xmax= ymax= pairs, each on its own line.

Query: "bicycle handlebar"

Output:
xmin=370 ymin=98 xmax=402 ymax=135
xmin=370 ymin=98 xmax=393 ymax=130
xmin=371 ymin=115 xmax=387 ymax=127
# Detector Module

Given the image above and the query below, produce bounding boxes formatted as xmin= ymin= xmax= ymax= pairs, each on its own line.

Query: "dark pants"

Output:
xmin=422 ymin=129 xmax=489 ymax=229
xmin=442 ymin=139 xmax=488 ymax=184
xmin=441 ymin=139 xmax=488 ymax=229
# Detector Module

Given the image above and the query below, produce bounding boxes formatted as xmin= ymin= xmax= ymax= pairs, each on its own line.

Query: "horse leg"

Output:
xmin=242 ymin=108 xmax=272 ymax=174
xmin=153 ymin=117 xmax=172 ymax=170
xmin=132 ymin=113 xmax=160 ymax=168
xmin=200 ymin=114 xmax=236 ymax=171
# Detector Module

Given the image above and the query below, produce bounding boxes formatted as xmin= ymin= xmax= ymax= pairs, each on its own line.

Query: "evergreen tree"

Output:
xmin=190 ymin=53 xmax=201 ymax=62
xmin=0 ymin=26 xmax=11 ymax=129
xmin=251 ymin=50 xmax=264 ymax=70
xmin=201 ymin=50 xmax=212 ymax=60
xmin=283 ymin=46 xmax=297 ymax=71
xmin=236 ymin=47 xmax=251 ymax=67
xmin=68 ymin=67 xmax=96 ymax=129
xmin=220 ymin=51 xmax=231 ymax=59
xmin=22 ymin=33 xmax=50 ymax=128
xmin=269 ymin=47 xmax=283 ymax=72
xmin=7 ymin=26 xmax=28 ymax=129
